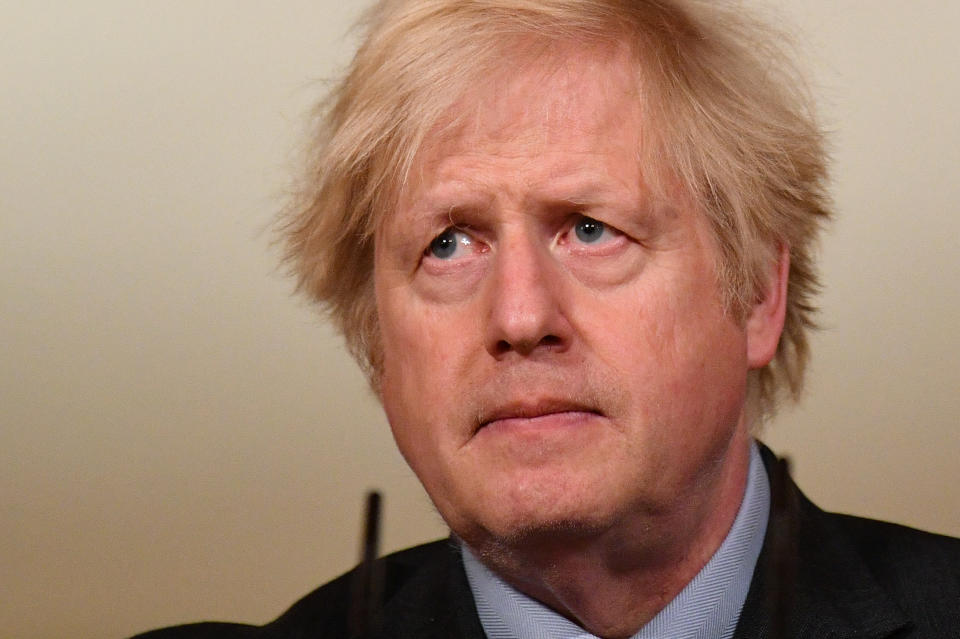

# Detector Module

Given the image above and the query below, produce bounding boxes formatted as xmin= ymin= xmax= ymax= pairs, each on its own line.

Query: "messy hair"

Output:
xmin=280 ymin=0 xmax=831 ymax=424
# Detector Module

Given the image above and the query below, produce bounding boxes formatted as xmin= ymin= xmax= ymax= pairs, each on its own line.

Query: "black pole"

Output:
xmin=349 ymin=490 xmax=383 ymax=639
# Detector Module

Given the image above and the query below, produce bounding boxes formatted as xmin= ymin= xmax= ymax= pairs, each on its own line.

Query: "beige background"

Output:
xmin=1 ymin=1 xmax=957 ymax=638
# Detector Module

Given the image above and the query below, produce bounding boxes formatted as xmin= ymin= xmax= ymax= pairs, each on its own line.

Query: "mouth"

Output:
xmin=477 ymin=399 xmax=603 ymax=432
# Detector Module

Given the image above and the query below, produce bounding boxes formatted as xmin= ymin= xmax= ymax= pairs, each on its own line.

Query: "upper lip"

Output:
xmin=479 ymin=398 xmax=601 ymax=428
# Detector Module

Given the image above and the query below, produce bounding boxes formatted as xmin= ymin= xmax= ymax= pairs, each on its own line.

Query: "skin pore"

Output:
xmin=373 ymin=42 xmax=788 ymax=638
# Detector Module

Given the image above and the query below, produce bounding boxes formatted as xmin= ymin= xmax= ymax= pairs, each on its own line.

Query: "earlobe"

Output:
xmin=746 ymin=244 xmax=790 ymax=369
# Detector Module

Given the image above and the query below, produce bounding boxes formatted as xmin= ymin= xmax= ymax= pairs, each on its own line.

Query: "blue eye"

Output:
xmin=429 ymin=229 xmax=459 ymax=259
xmin=428 ymin=228 xmax=476 ymax=259
xmin=573 ymin=216 xmax=606 ymax=243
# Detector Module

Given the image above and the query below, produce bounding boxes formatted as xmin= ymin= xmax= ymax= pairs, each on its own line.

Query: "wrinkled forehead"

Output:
xmin=387 ymin=40 xmax=645 ymax=217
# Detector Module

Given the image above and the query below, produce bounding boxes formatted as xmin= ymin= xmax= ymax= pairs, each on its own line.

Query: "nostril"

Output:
xmin=540 ymin=335 xmax=562 ymax=348
xmin=494 ymin=334 xmax=563 ymax=356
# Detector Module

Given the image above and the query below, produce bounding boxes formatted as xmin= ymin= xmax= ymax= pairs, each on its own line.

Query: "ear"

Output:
xmin=746 ymin=243 xmax=789 ymax=369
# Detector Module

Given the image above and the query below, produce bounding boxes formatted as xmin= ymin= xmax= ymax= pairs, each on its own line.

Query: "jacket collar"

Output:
xmin=733 ymin=444 xmax=910 ymax=639
xmin=371 ymin=539 xmax=486 ymax=639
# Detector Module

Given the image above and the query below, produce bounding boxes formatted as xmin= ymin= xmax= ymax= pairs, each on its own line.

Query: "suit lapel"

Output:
xmin=373 ymin=540 xmax=487 ymax=639
xmin=733 ymin=446 xmax=910 ymax=639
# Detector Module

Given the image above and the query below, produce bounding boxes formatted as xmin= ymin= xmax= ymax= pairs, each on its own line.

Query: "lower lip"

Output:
xmin=481 ymin=410 xmax=599 ymax=435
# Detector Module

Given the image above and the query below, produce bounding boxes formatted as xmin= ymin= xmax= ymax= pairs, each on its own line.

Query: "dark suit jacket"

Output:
xmin=133 ymin=448 xmax=960 ymax=638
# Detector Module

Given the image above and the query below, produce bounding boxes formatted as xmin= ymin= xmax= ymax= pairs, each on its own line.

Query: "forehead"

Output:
xmin=397 ymin=42 xmax=644 ymax=203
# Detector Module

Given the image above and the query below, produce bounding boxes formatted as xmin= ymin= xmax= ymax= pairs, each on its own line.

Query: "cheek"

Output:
xmin=587 ymin=269 xmax=746 ymax=403
xmin=377 ymin=299 xmax=472 ymax=516
xmin=381 ymin=296 xmax=463 ymax=387
xmin=378 ymin=338 xmax=443 ymax=487
xmin=377 ymin=289 xmax=471 ymax=448
xmin=660 ymin=303 xmax=749 ymax=434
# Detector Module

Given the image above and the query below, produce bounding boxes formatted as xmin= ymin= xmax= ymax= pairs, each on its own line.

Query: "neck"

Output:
xmin=467 ymin=432 xmax=752 ymax=639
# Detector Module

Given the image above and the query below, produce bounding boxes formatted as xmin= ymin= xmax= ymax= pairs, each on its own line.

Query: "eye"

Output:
xmin=571 ymin=215 xmax=616 ymax=244
xmin=426 ymin=228 xmax=475 ymax=260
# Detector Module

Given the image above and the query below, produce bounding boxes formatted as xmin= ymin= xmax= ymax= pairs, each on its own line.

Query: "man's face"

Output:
xmin=374 ymin=47 xmax=760 ymax=547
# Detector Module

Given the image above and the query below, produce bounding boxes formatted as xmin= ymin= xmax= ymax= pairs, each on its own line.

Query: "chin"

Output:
xmin=453 ymin=480 xmax=623 ymax=551
xmin=455 ymin=509 xmax=619 ymax=575
xmin=501 ymin=514 xmax=611 ymax=546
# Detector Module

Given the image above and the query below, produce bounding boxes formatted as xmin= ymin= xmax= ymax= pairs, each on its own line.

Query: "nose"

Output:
xmin=485 ymin=230 xmax=571 ymax=358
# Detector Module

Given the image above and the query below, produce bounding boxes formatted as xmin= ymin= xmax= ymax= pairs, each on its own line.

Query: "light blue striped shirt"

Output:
xmin=461 ymin=441 xmax=770 ymax=639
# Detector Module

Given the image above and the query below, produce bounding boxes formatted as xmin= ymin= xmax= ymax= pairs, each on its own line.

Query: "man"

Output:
xmin=136 ymin=1 xmax=960 ymax=637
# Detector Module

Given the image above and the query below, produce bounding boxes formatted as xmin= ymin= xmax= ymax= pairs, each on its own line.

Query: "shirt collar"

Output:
xmin=461 ymin=440 xmax=770 ymax=639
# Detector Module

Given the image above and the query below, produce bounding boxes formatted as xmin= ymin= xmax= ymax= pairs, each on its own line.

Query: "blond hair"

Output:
xmin=280 ymin=0 xmax=831 ymax=423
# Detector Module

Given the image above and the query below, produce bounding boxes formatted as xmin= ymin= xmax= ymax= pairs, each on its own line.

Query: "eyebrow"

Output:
xmin=411 ymin=172 xmax=634 ymax=214
xmin=527 ymin=172 xmax=631 ymax=204
xmin=406 ymin=180 xmax=494 ymax=215
xmin=393 ymin=167 xmax=656 ymax=245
